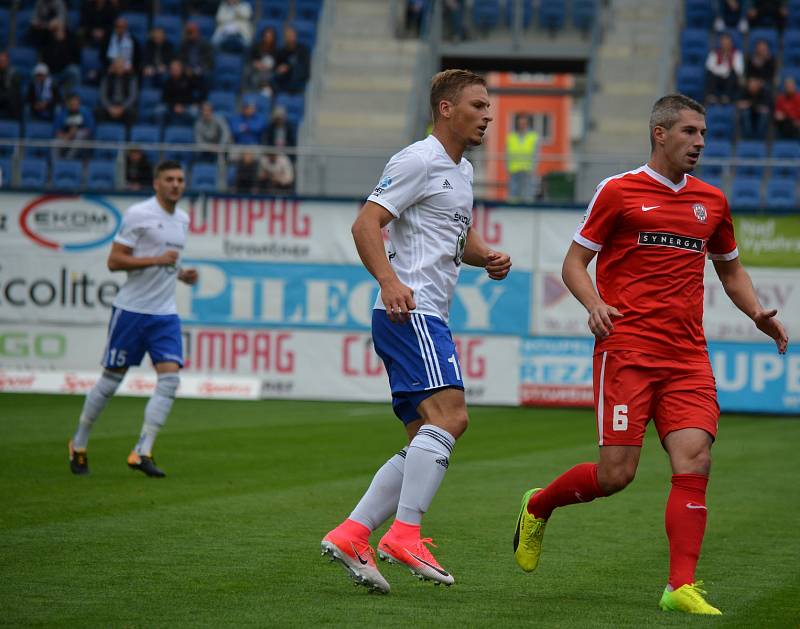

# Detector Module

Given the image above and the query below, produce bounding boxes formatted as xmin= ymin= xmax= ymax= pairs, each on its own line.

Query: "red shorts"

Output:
xmin=593 ymin=350 xmax=720 ymax=446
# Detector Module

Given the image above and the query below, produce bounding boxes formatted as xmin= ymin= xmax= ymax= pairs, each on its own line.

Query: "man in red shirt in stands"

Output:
xmin=513 ymin=94 xmax=788 ymax=615
xmin=774 ymin=76 xmax=800 ymax=139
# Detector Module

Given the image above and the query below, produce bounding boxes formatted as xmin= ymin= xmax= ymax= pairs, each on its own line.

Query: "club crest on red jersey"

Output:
xmin=692 ymin=203 xmax=707 ymax=224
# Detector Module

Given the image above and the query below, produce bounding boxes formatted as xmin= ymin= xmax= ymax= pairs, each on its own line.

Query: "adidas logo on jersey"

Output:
xmin=442 ymin=179 xmax=453 ymax=190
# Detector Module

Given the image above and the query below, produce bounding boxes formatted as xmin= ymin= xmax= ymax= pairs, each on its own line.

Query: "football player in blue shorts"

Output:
xmin=69 ymin=160 xmax=198 ymax=478
xmin=321 ymin=70 xmax=512 ymax=592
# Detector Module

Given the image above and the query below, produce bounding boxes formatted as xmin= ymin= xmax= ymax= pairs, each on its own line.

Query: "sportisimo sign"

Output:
xmin=19 ymin=195 xmax=122 ymax=251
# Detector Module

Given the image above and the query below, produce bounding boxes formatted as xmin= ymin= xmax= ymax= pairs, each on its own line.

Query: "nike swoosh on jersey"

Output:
xmin=641 ymin=205 xmax=661 ymax=212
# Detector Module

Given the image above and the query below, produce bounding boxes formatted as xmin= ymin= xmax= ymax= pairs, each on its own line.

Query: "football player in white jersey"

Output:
xmin=69 ymin=161 xmax=198 ymax=478
xmin=322 ymin=70 xmax=512 ymax=592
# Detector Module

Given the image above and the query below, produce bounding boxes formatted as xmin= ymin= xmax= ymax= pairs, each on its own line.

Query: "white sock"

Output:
xmin=135 ymin=373 xmax=179 ymax=456
xmin=72 ymin=370 xmax=124 ymax=449
xmin=349 ymin=447 xmax=407 ymax=531
xmin=396 ymin=425 xmax=455 ymax=526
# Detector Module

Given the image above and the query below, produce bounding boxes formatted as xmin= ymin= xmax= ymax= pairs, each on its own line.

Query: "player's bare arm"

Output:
xmin=462 ymin=227 xmax=511 ymax=280
xmin=352 ymin=200 xmax=416 ymax=323
xmin=107 ymin=242 xmax=179 ymax=271
xmin=713 ymin=257 xmax=789 ymax=353
xmin=562 ymin=241 xmax=623 ymax=339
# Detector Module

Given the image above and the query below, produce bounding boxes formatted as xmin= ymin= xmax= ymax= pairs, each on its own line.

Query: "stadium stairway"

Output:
xmin=298 ymin=0 xmax=424 ymax=196
xmin=577 ymin=0 xmax=679 ymax=200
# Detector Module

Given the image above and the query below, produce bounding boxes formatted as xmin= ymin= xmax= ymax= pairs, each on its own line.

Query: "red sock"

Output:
xmin=665 ymin=473 xmax=709 ymax=589
xmin=528 ymin=463 xmax=605 ymax=520
xmin=339 ymin=518 xmax=371 ymax=541
xmin=389 ymin=519 xmax=421 ymax=539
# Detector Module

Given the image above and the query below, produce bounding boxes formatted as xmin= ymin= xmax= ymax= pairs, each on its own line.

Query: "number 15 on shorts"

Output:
xmin=613 ymin=404 xmax=628 ymax=431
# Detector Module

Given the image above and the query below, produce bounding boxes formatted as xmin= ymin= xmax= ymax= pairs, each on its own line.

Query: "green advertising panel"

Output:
xmin=733 ymin=216 xmax=800 ymax=267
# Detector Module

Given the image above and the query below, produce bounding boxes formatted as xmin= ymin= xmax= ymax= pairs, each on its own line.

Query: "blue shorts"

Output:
xmin=372 ymin=309 xmax=464 ymax=424
xmin=101 ymin=307 xmax=184 ymax=369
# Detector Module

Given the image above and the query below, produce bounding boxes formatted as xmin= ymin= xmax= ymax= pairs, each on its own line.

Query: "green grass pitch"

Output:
xmin=2 ymin=393 xmax=798 ymax=628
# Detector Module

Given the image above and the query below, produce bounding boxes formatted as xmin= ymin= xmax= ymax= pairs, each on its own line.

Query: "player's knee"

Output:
xmin=156 ymin=373 xmax=180 ymax=398
xmin=681 ymin=448 xmax=712 ymax=475
xmin=598 ymin=464 xmax=636 ymax=495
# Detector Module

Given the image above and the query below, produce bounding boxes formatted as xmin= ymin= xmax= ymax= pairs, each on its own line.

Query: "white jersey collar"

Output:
xmin=642 ymin=164 xmax=687 ymax=192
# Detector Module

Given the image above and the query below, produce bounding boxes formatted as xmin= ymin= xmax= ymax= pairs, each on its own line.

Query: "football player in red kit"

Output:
xmin=513 ymin=93 xmax=788 ymax=615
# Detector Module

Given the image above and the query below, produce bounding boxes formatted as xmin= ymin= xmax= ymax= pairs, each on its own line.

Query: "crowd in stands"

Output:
xmin=679 ymin=0 xmax=800 ymax=209
xmin=0 ymin=0 xmax=321 ymax=193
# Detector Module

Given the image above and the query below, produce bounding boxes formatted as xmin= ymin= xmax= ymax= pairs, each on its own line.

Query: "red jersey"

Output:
xmin=575 ymin=164 xmax=738 ymax=360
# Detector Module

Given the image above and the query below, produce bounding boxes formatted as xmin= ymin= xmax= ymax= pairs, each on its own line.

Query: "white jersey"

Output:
xmin=112 ymin=196 xmax=190 ymax=315
xmin=367 ymin=135 xmax=474 ymax=322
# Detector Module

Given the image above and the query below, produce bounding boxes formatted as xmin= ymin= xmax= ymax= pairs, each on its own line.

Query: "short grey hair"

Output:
xmin=649 ymin=93 xmax=705 ymax=150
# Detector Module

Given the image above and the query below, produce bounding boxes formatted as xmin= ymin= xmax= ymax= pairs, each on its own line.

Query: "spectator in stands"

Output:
xmin=747 ymin=0 xmax=788 ymax=31
xmin=247 ymin=26 xmax=278 ymax=94
xmin=105 ymin=17 xmax=141 ymax=73
xmin=746 ymin=39 xmax=776 ymax=87
xmin=260 ymin=151 xmax=294 ymax=193
xmin=27 ymin=63 xmax=60 ymax=122
xmin=443 ymin=0 xmax=467 ymax=42
xmin=705 ymin=32 xmax=744 ymax=104
xmin=98 ymin=58 xmax=138 ymax=126
xmin=162 ymin=59 xmax=205 ymax=125
xmin=234 ymin=149 xmax=260 ymax=192
xmin=774 ymin=76 xmax=800 ymax=138
xmin=42 ymin=21 xmax=81 ymax=94
xmin=715 ymin=0 xmax=747 ymax=32
xmin=229 ymin=98 xmax=267 ymax=144
xmin=737 ymin=76 xmax=772 ymax=139
xmin=31 ymin=0 xmax=67 ymax=48
xmin=265 ymin=105 xmax=296 ymax=150
xmin=179 ymin=22 xmax=216 ymax=82
xmin=194 ymin=101 xmax=231 ymax=152
xmin=212 ymin=0 xmax=254 ymax=52
xmin=80 ymin=0 xmax=120 ymax=49
xmin=185 ymin=0 xmax=218 ymax=16
xmin=124 ymin=147 xmax=153 ymax=190
xmin=272 ymin=25 xmax=311 ymax=95
xmin=143 ymin=27 xmax=176 ymax=88
xmin=405 ymin=0 xmax=426 ymax=37
xmin=0 ymin=51 xmax=22 ymax=121
xmin=506 ymin=114 xmax=539 ymax=203
xmin=54 ymin=92 xmax=95 ymax=159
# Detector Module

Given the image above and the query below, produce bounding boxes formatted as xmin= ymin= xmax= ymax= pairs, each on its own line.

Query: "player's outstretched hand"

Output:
xmin=179 ymin=268 xmax=198 ymax=285
xmin=380 ymin=278 xmax=416 ymax=324
xmin=754 ymin=309 xmax=789 ymax=354
xmin=587 ymin=303 xmax=623 ymax=339
xmin=157 ymin=250 xmax=179 ymax=267
xmin=485 ymin=250 xmax=512 ymax=280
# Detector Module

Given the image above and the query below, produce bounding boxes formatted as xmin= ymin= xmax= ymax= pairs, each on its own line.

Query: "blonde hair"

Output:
xmin=429 ymin=69 xmax=486 ymax=122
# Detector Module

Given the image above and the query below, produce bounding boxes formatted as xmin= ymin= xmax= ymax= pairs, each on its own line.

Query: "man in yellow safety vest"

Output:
xmin=506 ymin=115 xmax=539 ymax=203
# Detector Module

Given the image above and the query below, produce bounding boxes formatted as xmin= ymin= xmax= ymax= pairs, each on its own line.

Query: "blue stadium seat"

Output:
xmin=153 ymin=15 xmax=183 ymax=47
xmin=261 ymin=0 xmax=290 ymax=21
xmin=771 ymin=140 xmax=800 ymax=178
xmin=783 ymin=30 xmax=800 ymax=67
xmin=0 ymin=9 xmax=9 ymax=46
xmin=696 ymin=172 xmax=722 ymax=190
xmin=163 ymin=125 xmax=195 ymax=162
xmin=121 ymin=12 xmax=149 ymax=45
xmin=790 ymin=0 xmax=800 ymax=29
xmin=730 ymin=177 xmax=762 ymax=208
xmin=701 ymin=139 xmax=732 ymax=177
xmin=159 ymin=0 xmax=182 ymax=12
xmin=0 ymin=156 xmax=12 ymax=187
xmin=24 ymin=121 xmax=53 ymax=158
xmin=86 ymin=160 xmax=116 ymax=190
xmin=504 ymin=0 xmax=533 ymax=29
xmin=275 ymin=92 xmax=304 ymax=126
xmin=0 ymin=120 xmax=20 ymax=157
xmin=717 ymin=28 xmax=743 ymax=50
xmin=705 ymin=104 xmax=735 ymax=140
xmin=192 ymin=16 xmax=216 ymax=41
xmin=74 ymin=84 xmax=98 ymax=112
xmin=735 ymin=140 xmax=767 ymax=178
xmin=15 ymin=9 xmax=33 ymax=45
xmin=130 ymin=124 xmax=161 ymax=162
xmin=20 ymin=157 xmax=48 ymax=187
xmin=472 ymin=0 xmax=501 ymax=32
xmin=51 ymin=160 xmax=83 ymax=190
xmin=208 ymin=90 xmax=237 ymax=117
xmin=138 ymin=87 xmax=163 ymax=124
xmin=573 ymin=0 xmax=597 ymax=32
xmin=676 ymin=65 xmax=705 ymax=102
xmin=765 ymin=178 xmax=798 ymax=210
xmin=748 ymin=28 xmax=779 ymax=53
xmin=680 ymin=29 xmax=709 ymax=66
xmin=538 ymin=0 xmax=565 ymax=31
xmin=291 ymin=19 xmax=318 ymax=49
xmin=684 ymin=0 xmax=714 ymax=30
xmin=213 ymin=54 xmax=244 ymax=91
xmin=295 ymin=0 xmax=323 ymax=22
xmin=781 ymin=65 xmax=800 ymax=85
xmin=8 ymin=47 xmax=38 ymax=77
xmin=191 ymin=162 xmax=218 ymax=191
xmin=95 ymin=122 xmax=126 ymax=159
xmin=81 ymin=48 xmax=103 ymax=85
